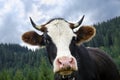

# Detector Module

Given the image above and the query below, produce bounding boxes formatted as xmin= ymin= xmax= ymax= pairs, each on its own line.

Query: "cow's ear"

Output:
xmin=75 ymin=26 xmax=96 ymax=45
xmin=22 ymin=31 xmax=44 ymax=46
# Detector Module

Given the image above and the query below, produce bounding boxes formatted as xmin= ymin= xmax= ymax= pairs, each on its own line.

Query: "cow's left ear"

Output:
xmin=75 ymin=26 xmax=96 ymax=45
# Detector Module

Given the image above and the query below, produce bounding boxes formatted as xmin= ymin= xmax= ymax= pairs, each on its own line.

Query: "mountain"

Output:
xmin=86 ymin=16 xmax=120 ymax=47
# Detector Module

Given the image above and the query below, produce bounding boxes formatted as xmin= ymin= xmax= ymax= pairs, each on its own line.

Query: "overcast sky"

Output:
xmin=0 ymin=0 xmax=120 ymax=46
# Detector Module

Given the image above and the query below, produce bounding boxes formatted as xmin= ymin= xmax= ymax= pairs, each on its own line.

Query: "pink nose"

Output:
xmin=56 ymin=56 xmax=75 ymax=70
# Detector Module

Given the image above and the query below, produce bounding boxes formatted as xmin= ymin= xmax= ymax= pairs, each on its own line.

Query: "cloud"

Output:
xmin=0 ymin=0 xmax=26 ymax=43
xmin=0 ymin=0 xmax=120 ymax=45
xmin=58 ymin=0 xmax=120 ymax=24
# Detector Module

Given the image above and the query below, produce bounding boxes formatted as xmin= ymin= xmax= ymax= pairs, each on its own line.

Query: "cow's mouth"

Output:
xmin=58 ymin=70 xmax=73 ymax=75
xmin=57 ymin=68 xmax=76 ymax=75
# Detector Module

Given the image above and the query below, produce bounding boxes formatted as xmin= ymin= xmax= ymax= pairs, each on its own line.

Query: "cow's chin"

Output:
xmin=54 ymin=66 xmax=78 ymax=76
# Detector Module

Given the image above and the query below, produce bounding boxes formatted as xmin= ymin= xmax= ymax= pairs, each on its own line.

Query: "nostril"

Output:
xmin=69 ymin=58 xmax=74 ymax=64
xmin=57 ymin=59 xmax=62 ymax=65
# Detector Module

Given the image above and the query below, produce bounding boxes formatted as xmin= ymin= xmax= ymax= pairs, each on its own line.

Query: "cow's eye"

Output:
xmin=72 ymin=36 xmax=77 ymax=41
xmin=44 ymin=39 xmax=50 ymax=44
xmin=44 ymin=34 xmax=52 ymax=45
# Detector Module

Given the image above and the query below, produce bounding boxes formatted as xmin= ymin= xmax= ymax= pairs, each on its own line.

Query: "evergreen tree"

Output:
xmin=13 ymin=70 xmax=24 ymax=80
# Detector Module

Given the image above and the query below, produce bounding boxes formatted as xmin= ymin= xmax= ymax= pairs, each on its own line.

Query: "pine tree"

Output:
xmin=13 ymin=70 xmax=24 ymax=80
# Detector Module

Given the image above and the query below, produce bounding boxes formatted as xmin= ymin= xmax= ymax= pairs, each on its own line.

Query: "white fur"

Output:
xmin=46 ymin=19 xmax=78 ymax=72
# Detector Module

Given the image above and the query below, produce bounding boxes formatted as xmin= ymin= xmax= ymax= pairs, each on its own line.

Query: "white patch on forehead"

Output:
xmin=46 ymin=19 xmax=76 ymax=57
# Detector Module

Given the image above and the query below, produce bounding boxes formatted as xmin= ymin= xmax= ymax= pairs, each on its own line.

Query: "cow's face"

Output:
xmin=22 ymin=16 xmax=96 ymax=76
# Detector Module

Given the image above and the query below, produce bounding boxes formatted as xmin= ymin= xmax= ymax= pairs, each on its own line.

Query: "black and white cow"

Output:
xmin=22 ymin=16 xmax=120 ymax=80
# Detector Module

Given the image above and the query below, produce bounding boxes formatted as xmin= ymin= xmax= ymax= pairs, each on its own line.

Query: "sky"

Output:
xmin=0 ymin=0 xmax=120 ymax=47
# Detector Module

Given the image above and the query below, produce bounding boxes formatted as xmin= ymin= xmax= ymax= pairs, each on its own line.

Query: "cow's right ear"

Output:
xmin=22 ymin=31 xmax=44 ymax=46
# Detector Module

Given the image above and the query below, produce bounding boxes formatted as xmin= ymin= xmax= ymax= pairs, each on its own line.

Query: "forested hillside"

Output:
xmin=0 ymin=44 xmax=54 ymax=80
xmin=0 ymin=16 xmax=120 ymax=80
xmin=0 ymin=44 xmax=48 ymax=70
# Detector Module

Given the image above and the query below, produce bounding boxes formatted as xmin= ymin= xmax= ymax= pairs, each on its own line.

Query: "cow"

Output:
xmin=22 ymin=15 xmax=120 ymax=80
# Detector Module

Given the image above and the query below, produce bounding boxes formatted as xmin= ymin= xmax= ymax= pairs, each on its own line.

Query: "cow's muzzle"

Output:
xmin=54 ymin=56 xmax=78 ymax=75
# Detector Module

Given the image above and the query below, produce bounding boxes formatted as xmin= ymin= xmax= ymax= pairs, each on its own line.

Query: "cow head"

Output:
xmin=22 ymin=15 xmax=96 ymax=76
